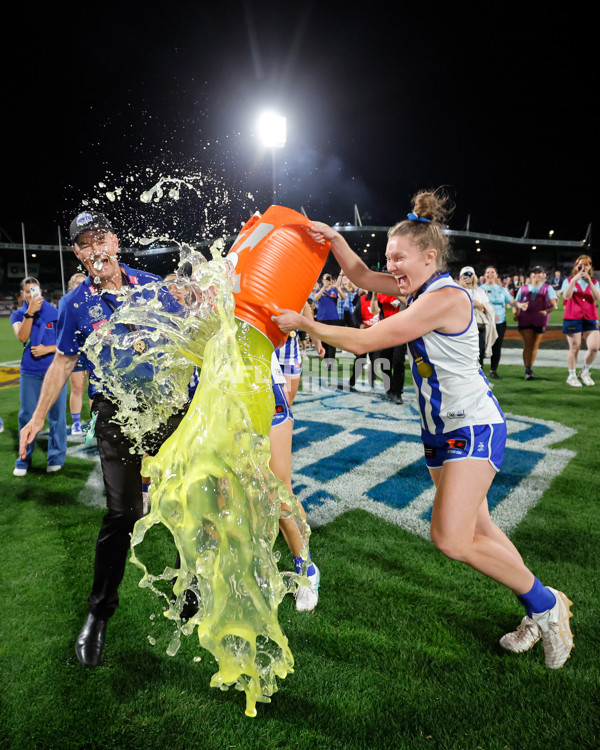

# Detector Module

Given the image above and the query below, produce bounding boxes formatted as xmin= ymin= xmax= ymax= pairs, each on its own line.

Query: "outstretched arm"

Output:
xmin=273 ymin=287 xmax=471 ymax=355
xmin=306 ymin=223 xmax=399 ymax=296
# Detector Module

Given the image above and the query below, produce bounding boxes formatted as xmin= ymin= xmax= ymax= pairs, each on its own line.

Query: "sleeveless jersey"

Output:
xmin=408 ymin=273 xmax=504 ymax=435
xmin=276 ymin=333 xmax=301 ymax=368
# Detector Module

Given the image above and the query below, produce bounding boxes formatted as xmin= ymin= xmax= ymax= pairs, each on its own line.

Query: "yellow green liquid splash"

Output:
xmin=86 ymin=245 xmax=310 ymax=716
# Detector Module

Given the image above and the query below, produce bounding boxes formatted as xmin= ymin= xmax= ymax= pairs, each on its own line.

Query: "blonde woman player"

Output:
xmin=273 ymin=189 xmax=574 ymax=668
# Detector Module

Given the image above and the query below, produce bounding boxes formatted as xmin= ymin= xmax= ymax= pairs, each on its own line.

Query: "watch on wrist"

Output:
xmin=24 ymin=313 xmax=34 ymax=319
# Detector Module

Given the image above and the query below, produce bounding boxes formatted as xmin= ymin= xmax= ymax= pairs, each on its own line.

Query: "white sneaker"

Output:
xmin=46 ymin=465 xmax=62 ymax=473
xmin=71 ymin=423 xmax=84 ymax=436
xmin=13 ymin=467 xmax=28 ymax=477
xmin=579 ymin=370 xmax=595 ymax=386
xmin=295 ymin=564 xmax=320 ymax=612
xmin=499 ymin=616 xmax=541 ymax=653
xmin=532 ymin=587 xmax=574 ymax=669
xmin=566 ymin=374 xmax=582 ymax=387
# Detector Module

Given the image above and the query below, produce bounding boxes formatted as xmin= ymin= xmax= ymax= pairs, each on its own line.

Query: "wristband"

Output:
xmin=24 ymin=313 xmax=34 ymax=319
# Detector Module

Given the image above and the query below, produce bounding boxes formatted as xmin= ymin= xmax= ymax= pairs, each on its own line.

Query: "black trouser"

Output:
xmin=319 ymin=319 xmax=341 ymax=364
xmin=88 ymin=395 xmax=185 ymax=620
xmin=376 ymin=344 xmax=407 ymax=396
xmin=477 ymin=327 xmax=486 ymax=367
xmin=348 ymin=354 xmax=377 ymax=387
xmin=490 ymin=321 xmax=506 ymax=372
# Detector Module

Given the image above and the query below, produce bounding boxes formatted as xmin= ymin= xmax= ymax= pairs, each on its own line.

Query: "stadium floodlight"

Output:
xmin=257 ymin=111 xmax=287 ymax=149
xmin=257 ymin=111 xmax=286 ymax=204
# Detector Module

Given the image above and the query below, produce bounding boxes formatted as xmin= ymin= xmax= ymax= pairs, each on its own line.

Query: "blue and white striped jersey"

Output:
xmin=408 ymin=273 xmax=504 ymax=435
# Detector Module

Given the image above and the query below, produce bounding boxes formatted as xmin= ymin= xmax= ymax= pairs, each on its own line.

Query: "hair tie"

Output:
xmin=407 ymin=212 xmax=431 ymax=223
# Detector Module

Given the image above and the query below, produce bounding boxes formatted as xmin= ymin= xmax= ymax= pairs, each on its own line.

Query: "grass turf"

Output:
xmin=0 ymin=316 xmax=598 ymax=749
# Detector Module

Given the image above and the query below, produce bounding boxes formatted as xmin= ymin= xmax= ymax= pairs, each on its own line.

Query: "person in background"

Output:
xmin=480 ymin=266 xmax=524 ymax=379
xmin=561 ymin=254 xmax=600 ymax=387
xmin=269 ymin=351 xmax=322 ymax=610
xmin=550 ymin=268 xmax=565 ymax=294
xmin=348 ymin=289 xmax=380 ymax=389
xmin=374 ymin=286 xmax=407 ymax=403
xmin=338 ymin=274 xmax=359 ymax=326
xmin=11 ymin=277 xmax=67 ymax=476
xmin=313 ymin=272 xmax=345 ymax=364
xmin=515 ymin=265 xmax=557 ymax=380
xmin=273 ymin=304 xmax=318 ymax=404
xmin=59 ymin=272 xmax=88 ymax=436
xmin=457 ymin=266 xmax=497 ymax=368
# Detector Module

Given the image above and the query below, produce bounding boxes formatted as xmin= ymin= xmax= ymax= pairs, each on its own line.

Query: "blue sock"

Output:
xmin=293 ymin=553 xmax=315 ymax=577
xmin=142 ymin=482 xmax=150 ymax=494
xmin=517 ymin=577 xmax=556 ymax=617
xmin=72 ymin=412 xmax=81 ymax=427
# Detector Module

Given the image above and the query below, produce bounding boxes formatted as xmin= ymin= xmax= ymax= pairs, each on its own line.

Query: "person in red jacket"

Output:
xmin=374 ymin=289 xmax=407 ymax=403
xmin=348 ymin=291 xmax=380 ymax=388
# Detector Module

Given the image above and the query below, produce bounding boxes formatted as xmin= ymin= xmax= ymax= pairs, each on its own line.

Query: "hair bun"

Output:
xmin=412 ymin=189 xmax=453 ymax=225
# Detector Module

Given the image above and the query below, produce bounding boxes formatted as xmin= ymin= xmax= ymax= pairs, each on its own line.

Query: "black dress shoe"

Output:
xmin=387 ymin=393 xmax=403 ymax=404
xmin=75 ymin=613 xmax=107 ymax=667
xmin=489 ymin=370 xmax=500 ymax=380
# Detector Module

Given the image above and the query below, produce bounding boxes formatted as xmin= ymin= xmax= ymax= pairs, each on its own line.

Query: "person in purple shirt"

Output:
xmin=11 ymin=277 xmax=67 ymax=476
xmin=19 ymin=211 xmax=185 ymax=669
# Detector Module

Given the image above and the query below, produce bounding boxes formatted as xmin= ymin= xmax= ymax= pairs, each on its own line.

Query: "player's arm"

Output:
xmin=306 ymin=223 xmax=399 ymax=296
xmin=274 ymin=287 xmax=469 ymax=355
xmin=19 ymin=352 xmax=79 ymax=458
xmin=302 ymin=302 xmax=325 ymax=357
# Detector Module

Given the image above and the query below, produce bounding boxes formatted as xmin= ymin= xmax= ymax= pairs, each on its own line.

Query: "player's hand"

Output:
xmin=27 ymin=296 xmax=43 ymax=315
xmin=19 ymin=418 xmax=45 ymax=459
xmin=271 ymin=307 xmax=304 ymax=333
xmin=305 ymin=221 xmax=338 ymax=243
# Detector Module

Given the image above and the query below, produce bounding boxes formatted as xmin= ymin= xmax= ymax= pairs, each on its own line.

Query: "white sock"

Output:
xmin=581 ymin=364 xmax=590 ymax=374
xmin=569 ymin=369 xmax=576 ymax=376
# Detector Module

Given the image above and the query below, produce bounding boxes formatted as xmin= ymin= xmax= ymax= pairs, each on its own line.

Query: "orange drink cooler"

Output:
xmin=227 ymin=205 xmax=331 ymax=350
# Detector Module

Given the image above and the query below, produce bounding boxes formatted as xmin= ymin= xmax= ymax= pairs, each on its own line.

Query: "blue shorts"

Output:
xmin=280 ymin=361 xmax=302 ymax=377
xmin=562 ymin=318 xmax=599 ymax=334
xmin=422 ymin=423 xmax=506 ymax=471
xmin=271 ymin=380 xmax=293 ymax=428
xmin=72 ymin=354 xmax=87 ymax=373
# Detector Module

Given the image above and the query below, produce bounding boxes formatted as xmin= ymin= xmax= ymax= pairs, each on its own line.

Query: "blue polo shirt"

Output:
xmin=316 ymin=288 xmax=339 ymax=321
xmin=480 ymin=284 xmax=515 ymax=324
xmin=11 ymin=299 xmax=60 ymax=376
xmin=56 ymin=264 xmax=182 ymax=397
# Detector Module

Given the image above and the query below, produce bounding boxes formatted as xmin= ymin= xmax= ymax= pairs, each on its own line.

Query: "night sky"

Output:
xmin=3 ymin=2 xmax=596 ymax=249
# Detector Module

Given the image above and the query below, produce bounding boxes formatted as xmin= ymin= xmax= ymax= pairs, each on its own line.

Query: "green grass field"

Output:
xmin=1 ymin=316 xmax=599 ymax=750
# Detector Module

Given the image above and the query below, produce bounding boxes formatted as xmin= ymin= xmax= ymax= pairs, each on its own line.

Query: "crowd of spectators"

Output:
xmin=303 ymin=261 xmax=599 ymax=388
xmin=3 ymin=259 xmax=597 ymax=475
